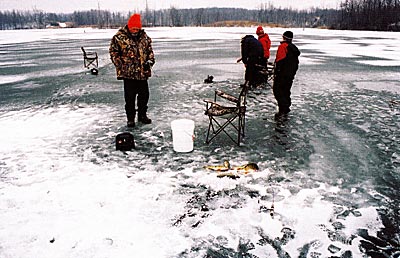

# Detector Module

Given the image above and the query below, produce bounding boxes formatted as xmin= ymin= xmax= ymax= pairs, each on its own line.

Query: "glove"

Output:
xmin=143 ymin=60 xmax=153 ymax=71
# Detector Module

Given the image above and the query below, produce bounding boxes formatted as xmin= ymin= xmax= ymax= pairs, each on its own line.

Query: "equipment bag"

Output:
xmin=116 ymin=132 xmax=135 ymax=151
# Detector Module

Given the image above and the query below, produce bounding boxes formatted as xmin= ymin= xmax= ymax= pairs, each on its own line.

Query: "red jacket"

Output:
xmin=258 ymin=33 xmax=271 ymax=59
xmin=275 ymin=41 xmax=288 ymax=63
xmin=275 ymin=40 xmax=301 ymax=76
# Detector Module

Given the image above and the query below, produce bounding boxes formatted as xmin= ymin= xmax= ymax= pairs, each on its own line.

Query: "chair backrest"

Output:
xmin=81 ymin=47 xmax=97 ymax=58
xmin=81 ymin=47 xmax=87 ymax=56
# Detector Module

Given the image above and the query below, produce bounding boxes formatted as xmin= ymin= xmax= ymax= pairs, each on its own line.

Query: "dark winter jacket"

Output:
xmin=240 ymin=35 xmax=264 ymax=65
xmin=275 ymin=40 xmax=300 ymax=77
xmin=109 ymin=25 xmax=155 ymax=80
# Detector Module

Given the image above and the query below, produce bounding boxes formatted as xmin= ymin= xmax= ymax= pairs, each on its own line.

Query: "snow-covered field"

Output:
xmin=0 ymin=27 xmax=399 ymax=257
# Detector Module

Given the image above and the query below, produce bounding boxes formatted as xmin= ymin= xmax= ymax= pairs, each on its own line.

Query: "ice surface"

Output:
xmin=0 ymin=27 xmax=399 ymax=257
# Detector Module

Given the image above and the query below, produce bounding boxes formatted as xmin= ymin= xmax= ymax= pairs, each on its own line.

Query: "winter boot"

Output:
xmin=127 ymin=120 xmax=135 ymax=128
xmin=138 ymin=114 xmax=152 ymax=124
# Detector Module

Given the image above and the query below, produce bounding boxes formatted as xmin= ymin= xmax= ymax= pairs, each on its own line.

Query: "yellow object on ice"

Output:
xmin=232 ymin=163 xmax=259 ymax=174
xmin=204 ymin=160 xmax=231 ymax=171
xmin=204 ymin=161 xmax=259 ymax=177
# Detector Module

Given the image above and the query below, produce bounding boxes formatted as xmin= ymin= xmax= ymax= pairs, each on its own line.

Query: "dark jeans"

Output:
xmin=123 ymin=79 xmax=149 ymax=121
xmin=273 ymin=74 xmax=294 ymax=114
xmin=262 ymin=57 xmax=269 ymax=66
xmin=245 ymin=62 xmax=260 ymax=86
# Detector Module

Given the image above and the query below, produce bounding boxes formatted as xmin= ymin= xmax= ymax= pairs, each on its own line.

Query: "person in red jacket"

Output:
xmin=256 ymin=26 xmax=271 ymax=66
xmin=273 ymin=31 xmax=300 ymax=119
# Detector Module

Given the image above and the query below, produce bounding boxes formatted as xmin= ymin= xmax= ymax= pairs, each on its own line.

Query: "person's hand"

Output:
xmin=144 ymin=70 xmax=152 ymax=77
xmin=143 ymin=60 xmax=153 ymax=71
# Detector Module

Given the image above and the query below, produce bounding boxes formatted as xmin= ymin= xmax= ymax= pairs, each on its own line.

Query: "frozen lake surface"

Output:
xmin=0 ymin=27 xmax=399 ymax=257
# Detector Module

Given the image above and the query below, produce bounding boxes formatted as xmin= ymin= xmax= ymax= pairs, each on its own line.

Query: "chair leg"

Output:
xmin=237 ymin=117 xmax=241 ymax=146
xmin=238 ymin=114 xmax=246 ymax=145
xmin=84 ymin=58 xmax=98 ymax=69
xmin=206 ymin=117 xmax=213 ymax=143
xmin=206 ymin=115 xmax=242 ymax=145
xmin=241 ymin=114 xmax=245 ymax=138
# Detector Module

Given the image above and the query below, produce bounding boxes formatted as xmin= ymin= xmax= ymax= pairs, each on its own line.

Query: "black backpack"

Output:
xmin=116 ymin=132 xmax=135 ymax=151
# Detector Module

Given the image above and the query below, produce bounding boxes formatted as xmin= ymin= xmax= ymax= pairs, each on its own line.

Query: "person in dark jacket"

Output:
xmin=273 ymin=31 xmax=300 ymax=118
xmin=109 ymin=14 xmax=155 ymax=127
xmin=237 ymin=35 xmax=264 ymax=87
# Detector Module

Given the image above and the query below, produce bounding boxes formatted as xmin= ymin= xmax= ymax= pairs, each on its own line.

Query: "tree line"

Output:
xmin=0 ymin=0 xmax=399 ymax=31
xmin=0 ymin=7 xmax=340 ymax=30
xmin=339 ymin=0 xmax=400 ymax=30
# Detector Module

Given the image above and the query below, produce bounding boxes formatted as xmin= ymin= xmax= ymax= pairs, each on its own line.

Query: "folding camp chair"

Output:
xmin=81 ymin=47 xmax=98 ymax=70
xmin=204 ymin=85 xmax=248 ymax=146
xmin=256 ymin=62 xmax=275 ymax=87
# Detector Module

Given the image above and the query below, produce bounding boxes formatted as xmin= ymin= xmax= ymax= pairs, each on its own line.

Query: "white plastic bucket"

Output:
xmin=171 ymin=119 xmax=195 ymax=153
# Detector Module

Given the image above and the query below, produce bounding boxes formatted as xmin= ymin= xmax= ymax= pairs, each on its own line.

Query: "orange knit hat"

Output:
xmin=128 ymin=14 xmax=142 ymax=29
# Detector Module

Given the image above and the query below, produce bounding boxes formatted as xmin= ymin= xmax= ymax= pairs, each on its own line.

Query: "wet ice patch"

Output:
xmin=298 ymin=29 xmax=400 ymax=66
xmin=353 ymin=80 xmax=400 ymax=93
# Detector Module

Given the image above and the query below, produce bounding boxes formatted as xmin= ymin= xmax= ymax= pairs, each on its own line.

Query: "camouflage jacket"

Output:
xmin=109 ymin=25 xmax=155 ymax=80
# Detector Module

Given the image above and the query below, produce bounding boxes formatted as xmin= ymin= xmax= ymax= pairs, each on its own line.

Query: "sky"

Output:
xmin=0 ymin=0 xmax=342 ymax=13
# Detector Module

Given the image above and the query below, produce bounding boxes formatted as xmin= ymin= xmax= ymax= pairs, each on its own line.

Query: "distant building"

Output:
xmin=46 ymin=22 xmax=75 ymax=29
xmin=387 ymin=22 xmax=400 ymax=31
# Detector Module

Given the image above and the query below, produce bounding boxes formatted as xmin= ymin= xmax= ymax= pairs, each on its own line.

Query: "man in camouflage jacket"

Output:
xmin=110 ymin=14 xmax=155 ymax=127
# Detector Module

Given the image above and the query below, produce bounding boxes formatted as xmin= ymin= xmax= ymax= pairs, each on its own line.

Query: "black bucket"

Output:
xmin=116 ymin=132 xmax=135 ymax=151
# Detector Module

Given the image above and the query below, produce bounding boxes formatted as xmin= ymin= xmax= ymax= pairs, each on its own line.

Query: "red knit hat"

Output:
xmin=256 ymin=26 xmax=264 ymax=35
xmin=128 ymin=14 xmax=142 ymax=29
